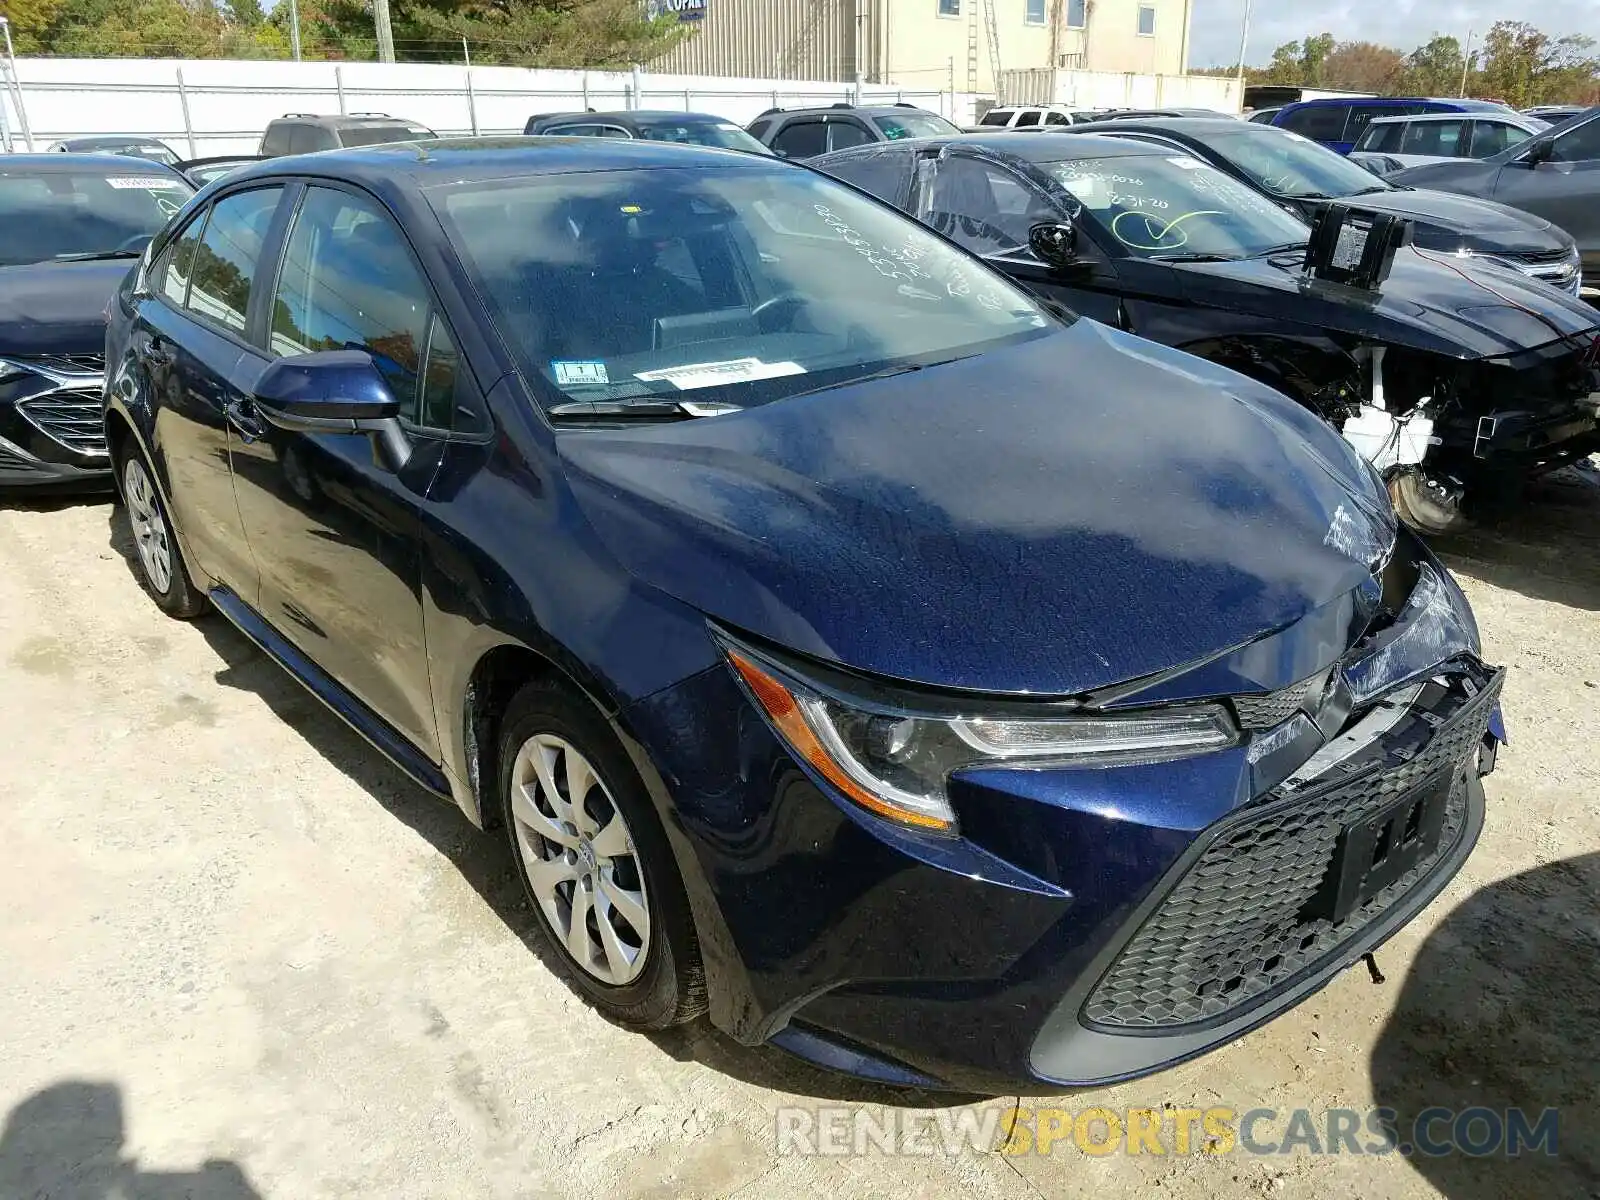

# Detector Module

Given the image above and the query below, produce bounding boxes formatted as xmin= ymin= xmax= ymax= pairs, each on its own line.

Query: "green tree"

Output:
xmin=408 ymin=0 xmax=687 ymax=68
xmin=1401 ymin=34 xmax=1466 ymax=96
xmin=1298 ymin=32 xmax=1335 ymax=85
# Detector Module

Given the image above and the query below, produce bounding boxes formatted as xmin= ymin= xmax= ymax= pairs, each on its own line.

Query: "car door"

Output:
xmin=225 ymin=181 xmax=451 ymax=756
xmin=910 ymin=148 xmax=1131 ymax=327
xmin=1491 ymin=114 xmax=1600 ymax=280
xmin=128 ymin=185 xmax=288 ymax=591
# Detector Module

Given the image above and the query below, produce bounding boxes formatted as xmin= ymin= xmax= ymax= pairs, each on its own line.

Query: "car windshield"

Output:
xmin=638 ymin=121 xmax=771 ymax=153
xmin=1046 ymin=152 xmax=1312 ymax=260
xmin=1205 ymin=129 xmax=1393 ymax=199
xmin=0 ymin=170 xmax=193 ymax=267
xmin=342 ymin=123 xmax=435 ymax=147
xmin=436 ymin=165 xmax=1052 ymax=412
xmin=873 ymin=112 xmax=961 ymax=140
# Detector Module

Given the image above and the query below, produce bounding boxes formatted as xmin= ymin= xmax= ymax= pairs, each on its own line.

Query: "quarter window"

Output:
xmin=155 ymin=213 xmax=206 ymax=308
xmin=1136 ymin=5 xmax=1155 ymax=35
xmin=269 ymin=186 xmax=441 ymax=422
xmin=186 ymin=187 xmax=284 ymax=334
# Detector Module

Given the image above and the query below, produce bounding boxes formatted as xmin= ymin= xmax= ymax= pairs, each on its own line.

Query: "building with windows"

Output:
xmin=650 ymin=0 xmax=1194 ymax=95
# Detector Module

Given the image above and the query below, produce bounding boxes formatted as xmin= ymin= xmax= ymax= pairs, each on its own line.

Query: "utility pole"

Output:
xmin=0 ymin=17 xmax=33 ymax=151
xmin=373 ymin=0 xmax=396 ymax=63
xmin=1459 ymin=28 xmax=1474 ymax=98
xmin=1234 ymin=0 xmax=1253 ymax=104
xmin=288 ymin=0 xmax=303 ymax=62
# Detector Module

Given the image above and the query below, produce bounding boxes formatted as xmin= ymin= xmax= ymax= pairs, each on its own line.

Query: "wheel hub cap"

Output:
xmin=510 ymin=734 xmax=651 ymax=986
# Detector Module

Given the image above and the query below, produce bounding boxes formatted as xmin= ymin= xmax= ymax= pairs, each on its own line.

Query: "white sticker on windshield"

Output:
xmin=552 ymin=360 xmax=609 ymax=387
xmin=635 ymin=357 xmax=805 ymax=391
xmin=1167 ymin=156 xmax=1204 ymax=170
xmin=107 ymin=176 xmax=186 ymax=190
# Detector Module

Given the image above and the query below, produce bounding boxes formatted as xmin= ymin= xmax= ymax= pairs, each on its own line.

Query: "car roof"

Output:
xmin=771 ymin=105 xmax=936 ymax=118
xmin=1069 ymin=116 xmax=1259 ymax=137
xmin=839 ymin=131 xmax=1168 ymax=163
xmin=219 ymin=135 xmax=778 ymax=190
xmin=1282 ymin=96 xmax=1504 ymax=111
xmin=270 ymin=113 xmax=424 ymax=127
xmin=1366 ymin=111 xmax=1531 ymax=125
xmin=58 ymin=135 xmax=169 ymax=147
xmin=0 ymin=153 xmax=186 ymax=174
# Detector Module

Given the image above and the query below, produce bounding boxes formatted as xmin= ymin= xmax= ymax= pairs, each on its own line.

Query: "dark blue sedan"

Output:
xmin=103 ymin=137 xmax=1505 ymax=1093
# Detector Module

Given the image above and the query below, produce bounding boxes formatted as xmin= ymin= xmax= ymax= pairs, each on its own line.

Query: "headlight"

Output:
xmin=722 ymin=639 xmax=1238 ymax=834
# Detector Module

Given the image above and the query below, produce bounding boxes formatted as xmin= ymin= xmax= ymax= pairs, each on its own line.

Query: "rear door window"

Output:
xmin=287 ymin=124 xmax=328 ymax=155
xmin=1014 ymin=110 xmax=1041 ymax=127
xmin=1356 ymin=121 xmax=1404 ymax=153
xmin=1401 ymin=119 xmax=1468 ymax=158
xmin=184 ymin=186 xmax=284 ymax=335
xmin=1280 ymin=105 xmax=1349 ymax=143
xmin=814 ymin=148 xmax=915 ymax=207
xmin=1044 ymin=111 xmax=1072 ymax=126
xmin=771 ymin=121 xmax=828 ymax=159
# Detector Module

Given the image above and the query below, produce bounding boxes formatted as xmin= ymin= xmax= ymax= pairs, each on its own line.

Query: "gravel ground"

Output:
xmin=0 ymin=470 xmax=1596 ymax=1200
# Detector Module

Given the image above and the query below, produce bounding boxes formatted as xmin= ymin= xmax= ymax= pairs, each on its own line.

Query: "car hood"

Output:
xmin=1175 ymin=248 xmax=1599 ymax=359
xmin=1314 ymin=188 xmax=1566 ymax=254
xmin=0 ymin=259 xmax=129 ymax=357
xmin=559 ymin=323 xmax=1395 ymax=697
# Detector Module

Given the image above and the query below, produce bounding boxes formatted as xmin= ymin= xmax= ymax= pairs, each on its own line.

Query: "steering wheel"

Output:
xmin=752 ymin=291 xmax=807 ymax=332
xmin=115 ymin=233 xmax=154 ymax=255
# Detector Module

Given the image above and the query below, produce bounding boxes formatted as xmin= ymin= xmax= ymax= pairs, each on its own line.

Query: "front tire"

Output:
xmin=115 ymin=444 xmax=207 ymax=619
xmin=499 ymin=678 xmax=705 ymax=1029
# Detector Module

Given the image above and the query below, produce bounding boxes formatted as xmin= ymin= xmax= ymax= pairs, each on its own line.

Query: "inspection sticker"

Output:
xmin=552 ymin=360 xmax=610 ymax=387
xmin=1167 ymin=156 xmax=1205 ymax=170
xmin=108 ymin=176 xmax=189 ymax=189
xmin=635 ymin=357 xmax=804 ymax=391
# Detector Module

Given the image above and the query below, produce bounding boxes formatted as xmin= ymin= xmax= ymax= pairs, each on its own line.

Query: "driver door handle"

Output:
xmin=225 ymin=397 xmax=266 ymax=443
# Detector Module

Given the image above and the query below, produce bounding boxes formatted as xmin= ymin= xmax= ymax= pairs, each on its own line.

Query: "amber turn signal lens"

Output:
xmin=726 ymin=650 xmax=954 ymax=832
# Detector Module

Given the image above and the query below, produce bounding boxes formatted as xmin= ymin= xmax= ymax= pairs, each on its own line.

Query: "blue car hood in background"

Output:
xmin=560 ymin=322 xmax=1394 ymax=697
xmin=0 ymin=259 xmax=129 ymax=357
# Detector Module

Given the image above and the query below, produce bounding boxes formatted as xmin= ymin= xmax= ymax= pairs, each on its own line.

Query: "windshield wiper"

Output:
xmin=52 ymin=249 xmax=142 ymax=263
xmin=1250 ymin=241 xmax=1309 ymax=258
xmin=1152 ymin=252 xmax=1241 ymax=263
xmin=548 ymin=398 xmax=742 ymax=422
xmin=784 ymin=356 xmax=971 ymax=401
xmin=1349 ymin=185 xmax=1391 ymax=196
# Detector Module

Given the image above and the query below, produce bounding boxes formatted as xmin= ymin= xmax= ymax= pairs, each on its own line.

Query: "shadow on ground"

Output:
xmin=0 ymin=1082 xmax=259 ymax=1199
xmin=103 ymin=507 xmax=967 ymax=1109
xmin=1434 ymin=463 xmax=1600 ymax=611
xmin=1371 ymin=853 xmax=1600 ymax=1197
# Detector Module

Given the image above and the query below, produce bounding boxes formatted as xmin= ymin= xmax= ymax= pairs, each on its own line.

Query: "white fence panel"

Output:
xmin=0 ymin=57 xmax=976 ymax=155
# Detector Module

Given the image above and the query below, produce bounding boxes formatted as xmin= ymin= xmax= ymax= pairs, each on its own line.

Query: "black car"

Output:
xmin=48 ymin=136 xmax=181 ymax=167
xmin=813 ymin=132 xmax=1600 ymax=533
xmin=0 ymin=156 xmax=193 ymax=490
xmin=523 ymin=110 xmax=773 ymax=154
xmin=1057 ymin=118 xmax=1585 ymax=295
xmin=1392 ymin=108 xmax=1600 ymax=300
xmin=746 ymin=103 xmax=961 ymax=159
xmin=102 ymin=138 xmax=1504 ymax=1093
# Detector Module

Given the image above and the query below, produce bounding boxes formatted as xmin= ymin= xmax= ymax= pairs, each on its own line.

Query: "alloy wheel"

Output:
xmin=123 ymin=457 xmax=173 ymax=595
xmin=510 ymin=733 xmax=651 ymax=986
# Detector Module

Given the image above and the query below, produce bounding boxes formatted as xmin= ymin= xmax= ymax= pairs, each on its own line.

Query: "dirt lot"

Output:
xmin=1 ymin=471 xmax=1597 ymax=1200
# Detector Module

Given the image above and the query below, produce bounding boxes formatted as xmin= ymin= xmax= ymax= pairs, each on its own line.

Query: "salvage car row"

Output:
xmin=0 ymin=111 xmax=1585 ymax=1092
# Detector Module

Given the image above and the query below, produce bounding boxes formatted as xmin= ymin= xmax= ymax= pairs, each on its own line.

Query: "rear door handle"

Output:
xmin=225 ymin=397 xmax=266 ymax=442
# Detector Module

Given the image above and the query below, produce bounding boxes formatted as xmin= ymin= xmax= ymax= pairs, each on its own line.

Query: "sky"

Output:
xmin=1188 ymin=1 xmax=1600 ymax=69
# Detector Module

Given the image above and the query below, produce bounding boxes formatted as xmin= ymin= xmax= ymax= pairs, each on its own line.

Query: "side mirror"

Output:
xmin=1520 ymin=139 xmax=1555 ymax=167
xmin=253 ymin=349 xmax=411 ymax=466
xmin=1028 ymin=220 xmax=1078 ymax=269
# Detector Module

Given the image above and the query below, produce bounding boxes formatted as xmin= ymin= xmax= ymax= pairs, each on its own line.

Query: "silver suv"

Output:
xmin=258 ymin=113 xmax=437 ymax=157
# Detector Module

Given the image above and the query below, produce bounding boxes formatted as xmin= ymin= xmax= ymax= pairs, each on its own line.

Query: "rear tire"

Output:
xmin=115 ymin=443 xmax=207 ymax=619
xmin=498 ymin=677 xmax=705 ymax=1029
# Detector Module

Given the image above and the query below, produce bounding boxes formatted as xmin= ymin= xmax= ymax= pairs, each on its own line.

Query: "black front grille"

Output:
xmin=1083 ymin=671 xmax=1502 ymax=1030
xmin=17 ymin=388 xmax=106 ymax=455
xmin=1231 ymin=676 xmax=1319 ymax=731
xmin=17 ymin=353 xmax=105 ymax=376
